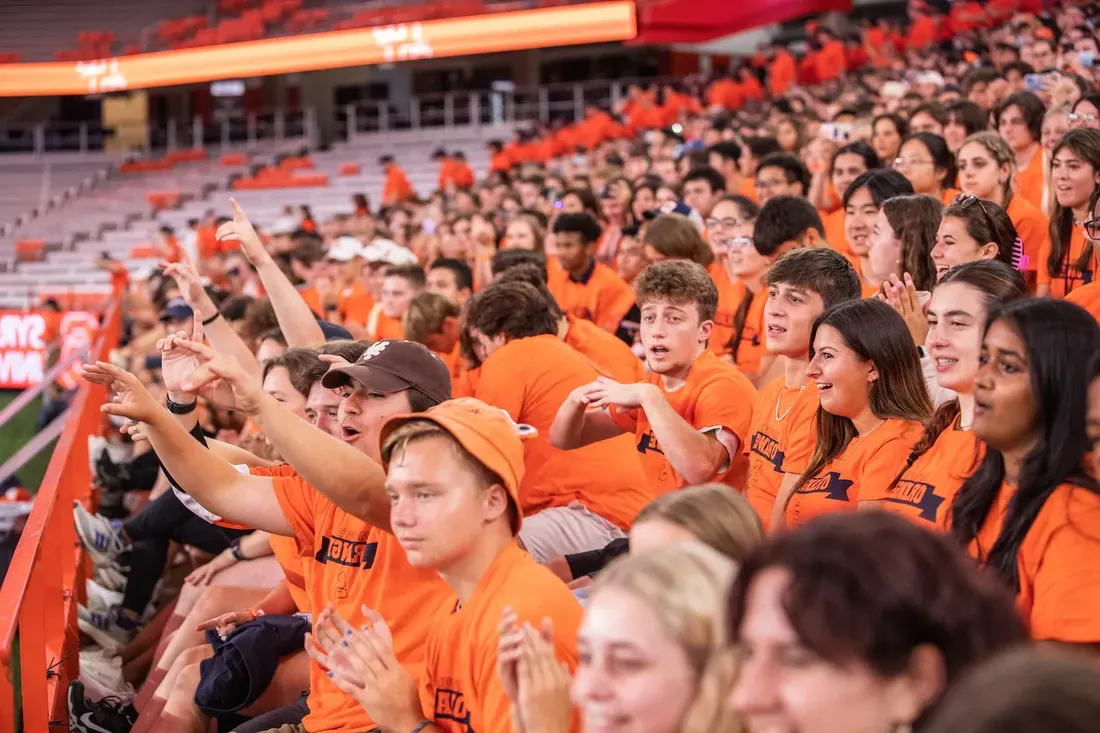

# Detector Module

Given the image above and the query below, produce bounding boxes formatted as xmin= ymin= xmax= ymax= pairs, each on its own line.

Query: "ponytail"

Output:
xmin=725 ymin=288 xmax=756 ymax=359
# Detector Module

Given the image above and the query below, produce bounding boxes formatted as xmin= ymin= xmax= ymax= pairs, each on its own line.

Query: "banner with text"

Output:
xmin=0 ymin=311 xmax=98 ymax=389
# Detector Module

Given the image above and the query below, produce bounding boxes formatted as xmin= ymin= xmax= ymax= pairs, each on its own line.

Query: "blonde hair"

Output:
xmin=635 ymin=483 xmax=764 ymax=563
xmin=403 ymin=291 xmax=459 ymax=345
xmin=960 ymin=131 xmax=1017 ymax=206
xmin=1042 ymin=104 xmax=1073 ymax=215
xmin=592 ymin=543 xmax=744 ymax=733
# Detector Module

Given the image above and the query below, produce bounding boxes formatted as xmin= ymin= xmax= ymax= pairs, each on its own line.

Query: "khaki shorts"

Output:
xmin=518 ymin=502 xmax=626 ymax=564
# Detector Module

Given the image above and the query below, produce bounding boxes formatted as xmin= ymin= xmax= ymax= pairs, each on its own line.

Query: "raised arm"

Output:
xmin=82 ymin=362 xmax=293 ymax=536
xmin=162 ymin=257 xmax=261 ymax=379
xmin=217 ymin=199 xmax=326 ymax=348
xmin=176 ymin=338 xmax=393 ymax=532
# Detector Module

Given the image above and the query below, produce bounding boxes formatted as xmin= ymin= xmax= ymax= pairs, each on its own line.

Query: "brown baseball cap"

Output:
xmin=322 ymin=339 xmax=451 ymax=405
xmin=380 ymin=398 xmax=537 ymax=535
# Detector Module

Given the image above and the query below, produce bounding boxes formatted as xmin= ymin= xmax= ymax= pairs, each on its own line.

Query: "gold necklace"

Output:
xmin=774 ymin=384 xmax=806 ymax=422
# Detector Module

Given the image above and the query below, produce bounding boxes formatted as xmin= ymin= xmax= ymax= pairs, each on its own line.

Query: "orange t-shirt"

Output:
xmin=963 ymin=482 xmax=1100 ymax=642
xmin=860 ymin=419 xmax=983 ymax=527
xmin=823 ymin=208 xmax=851 ymax=256
xmin=338 ymin=281 xmax=374 ymax=327
xmin=861 ymin=280 xmax=882 ymax=299
xmin=197 ymin=225 xmax=219 ymax=260
xmin=298 ymin=285 xmax=324 ymax=318
xmin=383 ymin=166 xmax=415 ymax=204
xmin=1016 ymin=148 xmax=1045 ymax=211
xmin=707 ymin=266 xmax=767 ymax=376
xmin=422 ymin=543 xmax=582 ymax=733
xmin=563 ymin=315 xmax=645 ymax=384
xmin=549 ymin=260 xmax=636 ymax=334
xmin=941 ymin=188 xmax=963 ymax=206
xmin=267 ymin=534 xmax=309 ymax=611
xmin=768 ymin=51 xmax=797 ymax=97
xmin=737 ymin=177 xmax=758 ymax=202
xmin=784 ymin=418 xmax=922 ymax=528
xmin=608 ymin=349 xmax=757 ymax=495
xmin=745 ymin=379 xmax=820 ymax=530
xmin=1038 ymin=223 xmax=1092 ymax=298
xmin=367 ymin=304 xmax=405 ymax=341
xmin=1067 ymin=281 xmax=1100 ymax=323
xmin=268 ymin=466 xmax=453 ymax=733
xmin=1006 ymin=194 xmax=1049 ymax=276
xmin=474 ymin=335 xmax=651 ymax=530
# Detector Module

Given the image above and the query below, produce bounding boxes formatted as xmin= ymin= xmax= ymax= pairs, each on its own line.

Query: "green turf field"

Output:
xmin=0 ymin=391 xmax=57 ymax=494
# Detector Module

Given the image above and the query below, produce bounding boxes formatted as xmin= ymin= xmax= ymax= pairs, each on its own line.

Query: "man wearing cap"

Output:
xmin=160 ymin=297 xmax=194 ymax=334
xmin=92 ymin=340 xmax=456 ymax=733
xmin=306 ymin=398 xmax=582 ymax=733
xmin=323 ymin=236 xmax=374 ymax=329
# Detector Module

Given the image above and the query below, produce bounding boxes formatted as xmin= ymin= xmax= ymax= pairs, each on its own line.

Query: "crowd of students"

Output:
xmin=64 ymin=2 xmax=1100 ymax=733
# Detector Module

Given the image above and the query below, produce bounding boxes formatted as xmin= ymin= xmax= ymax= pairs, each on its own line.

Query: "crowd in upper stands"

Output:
xmin=63 ymin=1 xmax=1100 ymax=732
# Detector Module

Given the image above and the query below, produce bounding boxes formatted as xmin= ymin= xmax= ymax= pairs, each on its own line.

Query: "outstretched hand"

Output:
xmin=216 ymin=199 xmax=272 ymax=266
xmin=81 ymin=361 xmax=162 ymax=426
xmin=168 ymin=338 xmax=266 ymax=415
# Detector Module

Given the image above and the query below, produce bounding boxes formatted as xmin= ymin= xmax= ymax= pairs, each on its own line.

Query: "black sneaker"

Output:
xmin=68 ymin=681 xmax=135 ymax=733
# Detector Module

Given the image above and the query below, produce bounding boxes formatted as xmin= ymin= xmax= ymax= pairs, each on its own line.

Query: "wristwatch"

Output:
xmin=229 ymin=538 xmax=247 ymax=561
xmin=166 ymin=395 xmax=198 ymax=415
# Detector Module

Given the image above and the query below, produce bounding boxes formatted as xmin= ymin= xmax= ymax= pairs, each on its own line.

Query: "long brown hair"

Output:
xmin=792 ymin=299 xmax=932 ymax=495
xmin=1048 ymin=129 xmax=1100 ymax=279
xmin=888 ymin=261 xmax=1027 ymax=491
xmin=881 ymin=194 xmax=943 ymax=291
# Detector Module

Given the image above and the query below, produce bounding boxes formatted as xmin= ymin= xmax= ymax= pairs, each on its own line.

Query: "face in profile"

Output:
xmin=730 ymin=568 xmax=929 ymax=733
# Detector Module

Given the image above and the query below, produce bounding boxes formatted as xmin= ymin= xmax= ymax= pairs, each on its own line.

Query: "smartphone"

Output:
xmin=1080 ymin=51 xmax=1096 ymax=69
xmin=1024 ymin=73 xmax=1046 ymax=93
xmin=821 ymin=122 xmax=853 ymax=142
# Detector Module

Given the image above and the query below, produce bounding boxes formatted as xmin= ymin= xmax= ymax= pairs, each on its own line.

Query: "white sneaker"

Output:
xmin=79 ymin=652 xmax=126 ymax=693
xmin=93 ymin=564 xmax=126 ymax=593
xmin=87 ymin=436 xmax=107 ymax=476
xmin=85 ymin=579 xmax=124 ymax=613
xmin=77 ymin=605 xmax=136 ymax=649
xmin=77 ymin=672 xmax=134 ymax=705
xmin=73 ymin=503 xmax=128 ymax=567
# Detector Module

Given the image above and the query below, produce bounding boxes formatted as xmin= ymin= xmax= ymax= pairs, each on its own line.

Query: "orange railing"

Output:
xmin=0 ymin=300 xmax=121 ymax=733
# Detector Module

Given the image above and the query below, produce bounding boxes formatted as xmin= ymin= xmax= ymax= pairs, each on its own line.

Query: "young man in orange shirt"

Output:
xmin=549 ymin=212 xmax=636 ymax=334
xmin=461 ymin=280 xmax=652 ymax=561
xmin=305 ymin=398 xmax=582 ymax=733
xmin=83 ymin=340 xmax=456 ymax=733
xmin=368 ymin=264 xmax=425 ymax=341
xmin=550 ymin=260 xmax=757 ymax=495
xmin=426 ymin=258 xmax=474 ymax=309
xmin=744 ymin=247 xmax=861 ymax=528
xmin=496 ymin=262 xmax=645 ymax=383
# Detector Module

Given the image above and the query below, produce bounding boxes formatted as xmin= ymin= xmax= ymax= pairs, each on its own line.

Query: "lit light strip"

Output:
xmin=0 ymin=1 xmax=636 ymax=97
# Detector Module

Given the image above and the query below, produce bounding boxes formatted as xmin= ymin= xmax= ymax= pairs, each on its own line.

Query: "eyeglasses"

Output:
xmin=705 ymin=217 xmax=745 ymax=232
xmin=894 ymin=157 xmax=933 ymax=169
xmin=1070 ymin=113 xmax=1099 ymax=124
xmin=755 ymin=178 xmax=787 ymax=192
xmin=715 ymin=236 xmax=754 ymax=251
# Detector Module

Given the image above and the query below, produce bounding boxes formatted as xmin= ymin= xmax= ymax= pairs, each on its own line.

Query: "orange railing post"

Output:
xmin=0 ymin=301 xmax=120 ymax=733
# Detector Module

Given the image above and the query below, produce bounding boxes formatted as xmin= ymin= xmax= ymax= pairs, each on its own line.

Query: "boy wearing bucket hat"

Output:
xmin=306 ymin=398 xmax=582 ymax=733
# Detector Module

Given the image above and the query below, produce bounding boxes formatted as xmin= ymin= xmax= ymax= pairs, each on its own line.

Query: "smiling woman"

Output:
xmin=782 ymin=298 xmax=931 ymax=528
xmin=947 ymin=298 xmax=1100 ymax=645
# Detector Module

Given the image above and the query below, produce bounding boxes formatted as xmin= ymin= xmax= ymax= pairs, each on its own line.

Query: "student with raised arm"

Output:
xmin=550 ymin=260 xmax=756 ymax=494
xmin=79 ymin=339 xmax=456 ymax=733
xmin=304 ymin=398 xmax=583 ymax=733
xmin=744 ymin=248 xmax=862 ymax=529
xmin=216 ymin=199 xmax=327 ymax=347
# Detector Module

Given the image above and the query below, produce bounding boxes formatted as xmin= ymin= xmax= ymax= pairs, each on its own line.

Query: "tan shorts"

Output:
xmin=518 ymin=502 xmax=627 ymax=564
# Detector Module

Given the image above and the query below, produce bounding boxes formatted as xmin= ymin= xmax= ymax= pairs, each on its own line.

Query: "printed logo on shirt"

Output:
xmin=886 ymin=479 xmax=945 ymax=522
xmin=637 ymin=430 xmax=664 ymax=456
xmin=798 ymin=471 xmax=854 ymax=502
xmin=315 ymin=535 xmax=378 ymax=569
xmin=433 ymin=687 xmax=473 ymax=733
xmin=750 ymin=430 xmax=784 ymax=472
